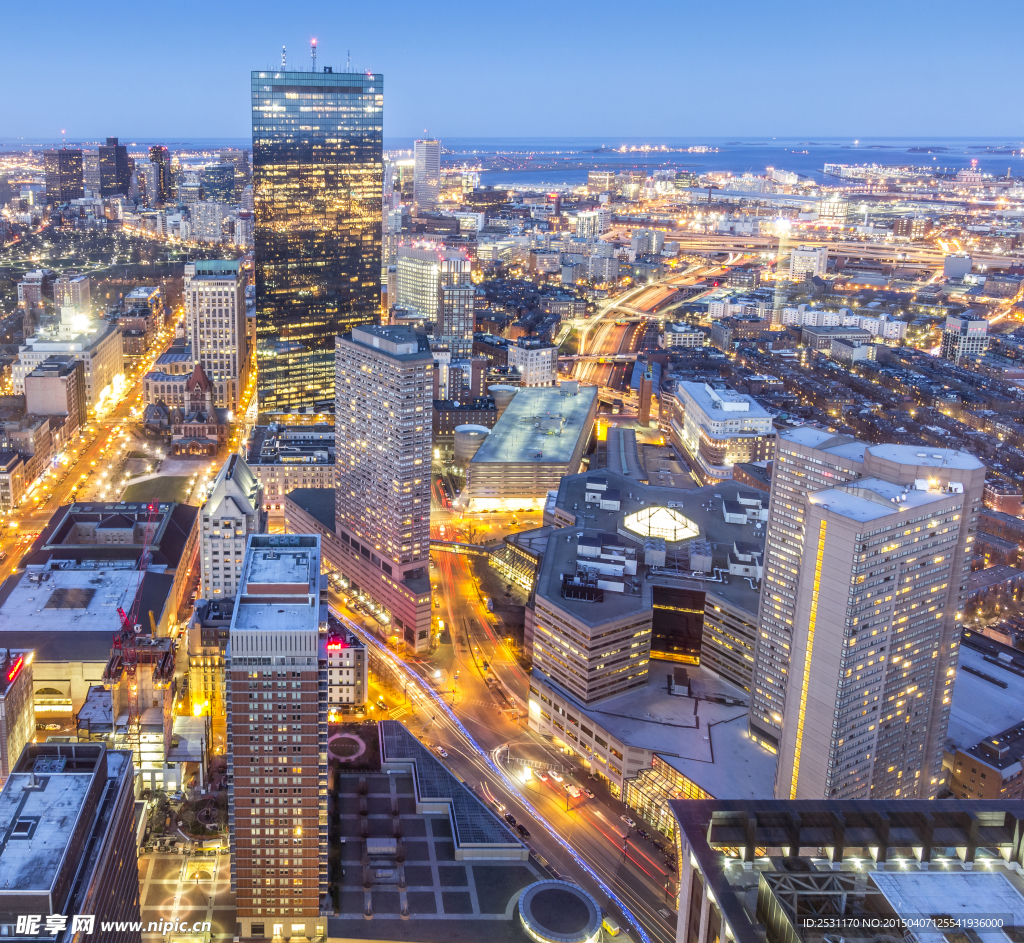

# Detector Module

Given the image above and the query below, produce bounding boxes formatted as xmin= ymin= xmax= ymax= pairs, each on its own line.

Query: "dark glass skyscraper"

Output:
xmin=251 ymin=68 xmax=383 ymax=415
xmin=98 ymin=136 xmax=130 ymax=197
xmin=43 ymin=148 xmax=84 ymax=204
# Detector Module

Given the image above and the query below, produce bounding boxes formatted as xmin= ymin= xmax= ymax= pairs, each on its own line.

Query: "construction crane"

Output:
xmin=108 ymin=503 xmax=159 ymax=769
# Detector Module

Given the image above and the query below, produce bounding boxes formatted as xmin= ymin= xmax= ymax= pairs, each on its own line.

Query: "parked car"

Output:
xmin=652 ymin=840 xmax=665 ymax=853
xmin=516 ymin=823 xmax=530 ymax=838
xmin=583 ymin=788 xmax=595 ymax=799
xmin=619 ymin=814 xmax=636 ymax=828
xmin=504 ymin=813 xmax=516 ymax=827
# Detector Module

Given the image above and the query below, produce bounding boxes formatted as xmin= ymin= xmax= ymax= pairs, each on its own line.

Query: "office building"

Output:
xmin=0 ymin=650 xmax=33 ymax=787
xmin=245 ymin=424 xmax=334 ymax=523
xmin=460 ymin=383 xmax=597 ymax=511
xmin=98 ymin=136 xmax=130 ymax=197
xmin=672 ymin=798 xmax=1024 ymax=943
xmin=43 ymin=148 xmax=83 ymax=205
xmin=199 ymin=454 xmax=265 ymax=599
xmin=252 ymin=68 xmax=383 ymax=414
xmin=82 ymin=148 xmax=100 ymax=195
xmin=334 ymin=325 xmax=433 ymax=652
xmin=184 ymin=259 xmax=248 ymax=409
xmin=506 ymin=337 xmax=558 ymax=387
xmin=12 ymin=307 xmax=124 ymax=413
xmin=667 ymin=382 xmax=774 ymax=484
xmin=24 ymin=356 xmax=87 ymax=437
xmin=148 ymin=145 xmax=171 ymax=202
xmin=775 ymin=448 xmax=984 ymax=801
xmin=0 ymin=743 xmax=140 ymax=941
xmin=226 ymin=533 xmax=328 ymax=943
xmin=749 ymin=429 xmax=984 ymax=798
xmin=201 ymin=162 xmax=236 ymax=203
xmin=220 ymin=147 xmax=251 ymax=197
xmin=437 ymin=256 xmax=474 ymax=357
xmin=587 ymin=170 xmax=615 ymax=194
xmin=395 ymin=247 xmax=440 ymax=318
xmin=413 ymin=138 xmax=440 ymax=211
xmin=663 ymin=322 xmax=706 ymax=347
xmin=53 ymin=273 xmax=90 ymax=314
xmin=630 ymin=228 xmax=665 ymax=256
xmin=326 ymin=619 xmax=367 ymax=715
xmin=941 ymin=311 xmax=990 ymax=364
xmin=789 ymin=244 xmax=828 ymax=279
xmin=0 ymin=453 xmax=26 ymax=512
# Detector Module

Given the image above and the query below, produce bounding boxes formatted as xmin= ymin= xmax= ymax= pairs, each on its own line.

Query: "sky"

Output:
xmin=1 ymin=0 xmax=1022 ymax=143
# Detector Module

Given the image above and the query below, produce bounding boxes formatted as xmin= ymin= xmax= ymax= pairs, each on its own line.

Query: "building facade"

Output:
xmin=185 ymin=259 xmax=248 ymax=410
xmin=413 ymin=139 xmax=440 ymax=211
xmin=226 ymin=534 xmax=328 ymax=943
xmin=334 ymin=326 xmax=433 ymax=652
xmin=252 ymin=69 xmax=383 ymax=415
xmin=44 ymin=148 xmax=84 ymax=205
xmin=506 ymin=338 xmax=558 ymax=387
xmin=942 ymin=312 xmax=990 ymax=364
xmin=199 ymin=454 xmax=265 ymax=599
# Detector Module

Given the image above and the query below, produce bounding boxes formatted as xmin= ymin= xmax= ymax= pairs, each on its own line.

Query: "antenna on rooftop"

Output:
xmin=311 ymin=37 xmax=317 ymax=71
xmin=281 ymin=45 xmax=287 ymax=69
xmin=346 ymin=48 xmax=351 ymax=72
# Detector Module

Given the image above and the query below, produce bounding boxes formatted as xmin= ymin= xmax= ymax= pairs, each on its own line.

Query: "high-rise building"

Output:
xmin=776 ymin=446 xmax=984 ymax=800
xmin=184 ymin=258 xmax=248 ymax=408
xmin=252 ymin=68 xmax=383 ymax=415
xmin=191 ymin=200 xmax=231 ymax=244
xmin=226 ymin=533 xmax=328 ymax=943
xmin=82 ymin=148 xmax=101 ymax=195
xmin=24 ymin=356 xmax=87 ymax=437
xmin=413 ymin=139 xmax=441 ymax=211
xmin=199 ymin=454 xmax=265 ymax=599
xmin=148 ymin=145 xmax=171 ymax=203
xmin=98 ymin=136 xmax=130 ymax=197
xmin=201 ymin=162 xmax=236 ymax=203
xmin=789 ymin=244 xmax=828 ymax=279
xmin=334 ymin=325 xmax=433 ymax=652
xmin=395 ymin=248 xmax=474 ymax=356
xmin=220 ymin=147 xmax=251 ymax=198
xmin=941 ymin=311 xmax=989 ymax=364
xmin=0 ymin=743 xmax=140 ymax=940
xmin=749 ymin=429 xmax=872 ymax=753
xmin=43 ymin=148 xmax=83 ymax=205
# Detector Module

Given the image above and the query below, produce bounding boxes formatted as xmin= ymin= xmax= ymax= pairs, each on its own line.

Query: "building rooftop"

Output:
xmin=346 ymin=325 xmax=433 ymax=360
xmin=807 ymin=477 xmax=954 ymax=523
xmin=677 ymin=381 xmax=772 ymax=420
xmin=469 ymin=385 xmax=598 ymax=467
xmin=549 ymin=470 xmax=766 ymax=617
xmin=535 ymin=664 xmax=776 ymax=799
xmin=866 ymin=442 xmax=986 ymax=472
xmin=948 ymin=631 xmax=1024 ymax=750
xmin=285 ymin=488 xmax=336 ymax=532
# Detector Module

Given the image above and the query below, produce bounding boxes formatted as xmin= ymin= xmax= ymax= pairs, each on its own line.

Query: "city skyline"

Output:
xmin=3 ymin=0 xmax=1022 ymax=140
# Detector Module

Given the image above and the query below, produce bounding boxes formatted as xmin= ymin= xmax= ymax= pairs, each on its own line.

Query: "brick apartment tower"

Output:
xmin=227 ymin=534 xmax=327 ymax=942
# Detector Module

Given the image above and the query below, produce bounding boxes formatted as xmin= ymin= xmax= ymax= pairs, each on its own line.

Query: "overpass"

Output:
xmin=559 ymin=353 xmax=641 ymax=363
xmin=430 ymin=539 xmax=498 ymax=557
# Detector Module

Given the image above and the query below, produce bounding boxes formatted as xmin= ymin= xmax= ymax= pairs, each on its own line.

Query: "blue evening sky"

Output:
xmin=1 ymin=0 xmax=1020 ymax=142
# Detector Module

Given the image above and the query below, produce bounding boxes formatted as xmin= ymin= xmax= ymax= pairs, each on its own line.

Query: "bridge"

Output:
xmin=558 ymin=353 xmax=642 ymax=363
xmin=430 ymin=539 xmax=499 ymax=557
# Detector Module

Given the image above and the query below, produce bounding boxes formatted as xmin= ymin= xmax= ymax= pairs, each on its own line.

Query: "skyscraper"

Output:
xmin=749 ymin=429 xmax=866 ymax=753
xmin=413 ymin=138 xmax=441 ymax=211
xmin=334 ymin=325 xmax=433 ymax=652
xmin=221 ymin=147 xmax=252 ymax=198
xmin=252 ymin=67 xmax=383 ymax=415
xmin=149 ymin=145 xmax=171 ymax=202
xmin=202 ymin=162 xmax=236 ymax=203
xmin=776 ymin=447 xmax=984 ymax=800
xmin=43 ymin=148 xmax=83 ymax=205
xmin=227 ymin=533 xmax=327 ymax=942
xmin=98 ymin=137 xmax=130 ymax=197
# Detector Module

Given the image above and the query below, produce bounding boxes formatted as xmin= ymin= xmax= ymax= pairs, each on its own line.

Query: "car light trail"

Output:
xmin=333 ymin=606 xmax=654 ymax=943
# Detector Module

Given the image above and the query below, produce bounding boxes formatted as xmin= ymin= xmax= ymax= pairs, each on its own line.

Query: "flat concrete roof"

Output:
xmin=676 ymin=381 xmax=772 ymax=422
xmin=470 ymin=385 xmax=597 ymax=467
xmin=535 ymin=665 xmax=776 ymax=800
xmin=807 ymin=477 xmax=954 ymax=524
xmin=865 ymin=443 xmax=985 ymax=472
xmin=549 ymin=470 xmax=765 ymax=617
xmin=0 ymin=565 xmax=137 ymax=635
xmin=245 ymin=547 xmax=315 ymax=589
xmin=948 ymin=633 xmax=1024 ymax=749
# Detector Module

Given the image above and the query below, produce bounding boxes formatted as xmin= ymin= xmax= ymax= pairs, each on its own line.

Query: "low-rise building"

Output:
xmin=245 ymin=423 xmax=333 ymax=522
xmin=662 ymin=322 xmax=706 ymax=348
xmin=326 ymin=617 xmax=367 ymax=715
xmin=506 ymin=337 xmax=558 ymax=387
xmin=801 ymin=324 xmax=872 ymax=352
xmin=0 ymin=649 xmax=34 ymax=787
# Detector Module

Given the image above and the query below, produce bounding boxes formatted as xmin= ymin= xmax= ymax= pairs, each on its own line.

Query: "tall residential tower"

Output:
xmin=252 ymin=68 xmax=383 ymax=415
xmin=413 ymin=139 xmax=441 ymax=211
xmin=334 ymin=325 xmax=433 ymax=652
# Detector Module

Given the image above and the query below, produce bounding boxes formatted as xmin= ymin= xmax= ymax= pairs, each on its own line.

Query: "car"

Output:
xmin=565 ymin=784 xmax=581 ymax=798
xmin=548 ymin=770 xmax=564 ymax=783
xmin=504 ymin=812 xmax=516 ymax=827
xmin=435 ymin=746 xmax=449 ymax=758
xmin=536 ymin=771 xmax=548 ymax=782
xmin=583 ymin=788 xmax=595 ymax=799
xmin=636 ymin=828 xmax=650 ymax=839
xmin=665 ymin=859 xmax=677 ymax=872
xmin=652 ymin=840 xmax=665 ymax=852
xmin=619 ymin=814 xmax=636 ymax=828
xmin=44 ymin=723 xmax=60 ymax=731
xmin=516 ymin=823 xmax=530 ymax=838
